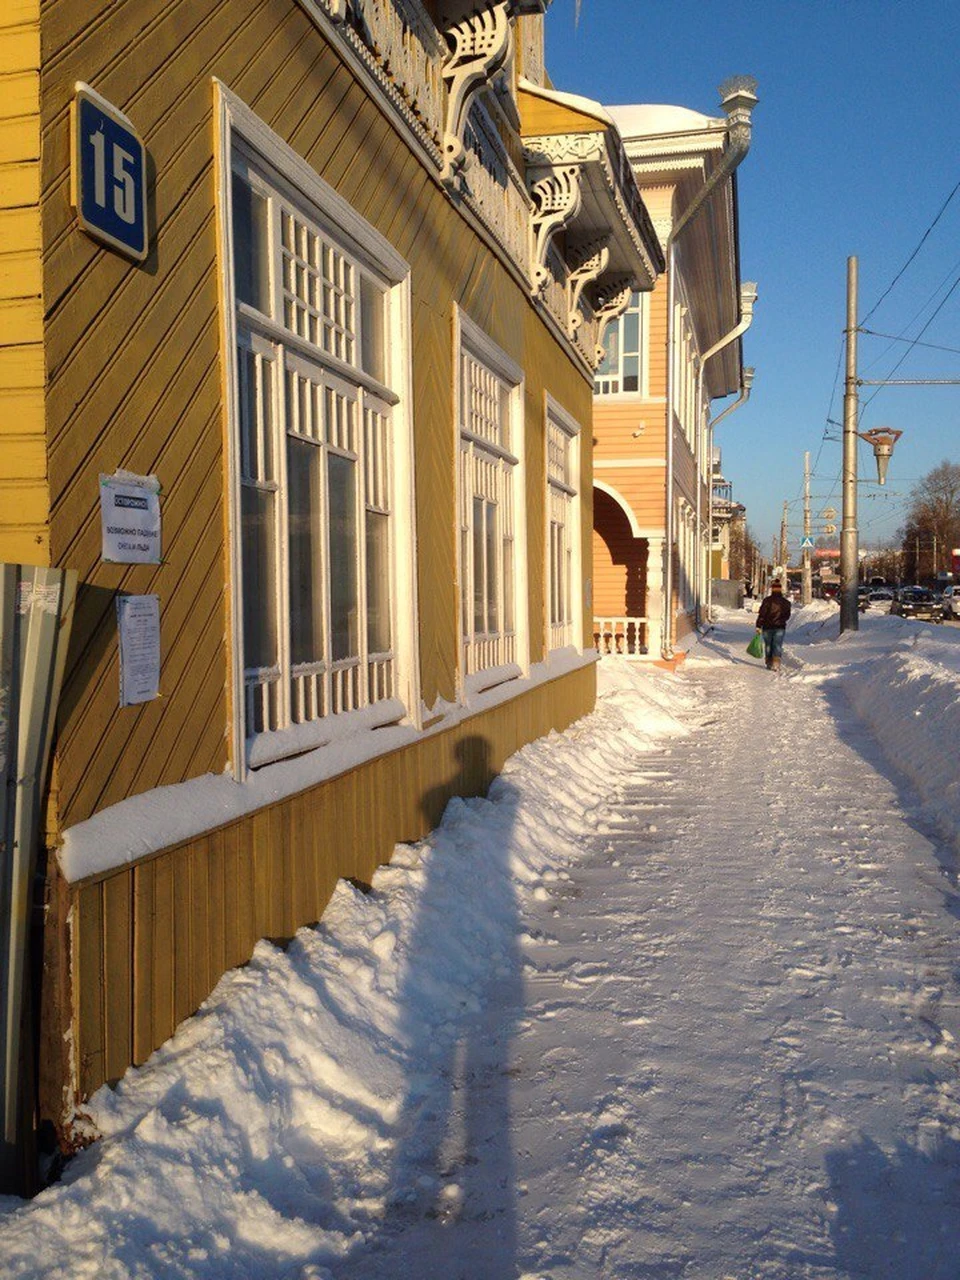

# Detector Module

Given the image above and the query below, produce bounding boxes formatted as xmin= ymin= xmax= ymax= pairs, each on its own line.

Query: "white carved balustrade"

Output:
xmin=593 ymin=616 xmax=649 ymax=656
xmin=462 ymin=104 xmax=533 ymax=275
xmin=315 ymin=0 xmax=446 ymax=148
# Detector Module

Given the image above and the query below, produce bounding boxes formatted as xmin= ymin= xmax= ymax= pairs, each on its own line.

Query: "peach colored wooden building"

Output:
xmin=591 ymin=85 xmax=758 ymax=660
xmin=0 ymin=0 xmax=663 ymax=1172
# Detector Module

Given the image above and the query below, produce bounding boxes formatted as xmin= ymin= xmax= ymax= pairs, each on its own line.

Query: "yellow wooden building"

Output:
xmin=0 ymin=0 xmax=663 ymax=1169
xmin=591 ymin=83 xmax=758 ymax=660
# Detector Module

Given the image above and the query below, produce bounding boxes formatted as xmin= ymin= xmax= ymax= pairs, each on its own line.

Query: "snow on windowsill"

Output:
xmin=246 ymin=699 xmax=407 ymax=770
xmin=57 ymin=648 xmax=598 ymax=885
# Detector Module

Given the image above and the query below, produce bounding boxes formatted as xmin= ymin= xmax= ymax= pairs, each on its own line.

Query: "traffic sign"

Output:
xmin=71 ymin=83 xmax=148 ymax=261
xmin=799 ymin=536 xmax=814 ymax=548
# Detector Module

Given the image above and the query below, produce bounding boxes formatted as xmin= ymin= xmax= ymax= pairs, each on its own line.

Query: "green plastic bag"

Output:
xmin=746 ymin=632 xmax=764 ymax=659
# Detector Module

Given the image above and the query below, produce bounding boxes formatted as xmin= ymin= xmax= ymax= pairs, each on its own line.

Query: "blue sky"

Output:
xmin=544 ymin=0 xmax=960 ymax=553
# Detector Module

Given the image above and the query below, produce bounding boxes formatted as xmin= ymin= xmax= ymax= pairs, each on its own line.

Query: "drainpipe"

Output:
xmin=706 ymin=365 xmax=755 ymax=622
xmin=661 ymin=76 xmax=758 ymax=658
xmin=696 ymin=285 xmax=758 ymax=626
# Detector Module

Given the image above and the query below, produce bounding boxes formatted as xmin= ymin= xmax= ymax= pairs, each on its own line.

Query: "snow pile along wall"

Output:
xmin=0 ymin=666 xmax=691 ymax=1277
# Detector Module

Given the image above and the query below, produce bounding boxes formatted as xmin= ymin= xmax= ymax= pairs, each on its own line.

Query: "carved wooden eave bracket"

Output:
xmin=567 ymin=236 xmax=610 ymax=338
xmin=592 ymin=275 xmax=635 ymax=367
xmin=440 ymin=5 xmax=514 ymax=186
xmin=439 ymin=1 xmax=555 ymax=187
xmin=529 ymin=165 xmax=583 ymax=293
xmin=524 ymin=132 xmax=662 ymax=290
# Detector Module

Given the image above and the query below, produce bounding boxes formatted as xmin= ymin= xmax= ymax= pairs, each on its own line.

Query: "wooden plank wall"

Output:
xmin=69 ymin=664 xmax=596 ymax=1100
xmin=0 ymin=0 xmax=48 ymax=565
xmin=35 ymin=1 xmax=598 ymax=1121
xmin=41 ymin=0 xmax=593 ymax=837
xmin=592 ymin=487 xmax=648 ymax=620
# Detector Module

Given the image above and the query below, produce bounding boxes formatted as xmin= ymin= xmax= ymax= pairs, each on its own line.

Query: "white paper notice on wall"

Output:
xmin=100 ymin=471 xmax=161 ymax=564
xmin=117 ymin=594 xmax=160 ymax=706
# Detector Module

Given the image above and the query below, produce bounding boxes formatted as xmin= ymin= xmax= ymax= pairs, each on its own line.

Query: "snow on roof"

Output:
xmin=518 ymin=75 xmax=612 ymax=127
xmin=607 ymin=102 xmax=724 ymax=141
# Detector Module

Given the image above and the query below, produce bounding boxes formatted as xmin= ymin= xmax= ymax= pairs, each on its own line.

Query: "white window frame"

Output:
xmin=214 ymin=81 xmax=419 ymax=777
xmin=594 ymin=290 xmax=649 ymax=397
xmin=544 ymin=394 xmax=582 ymax=652
xmin=455 ymin=307 xmax=528 ymax=694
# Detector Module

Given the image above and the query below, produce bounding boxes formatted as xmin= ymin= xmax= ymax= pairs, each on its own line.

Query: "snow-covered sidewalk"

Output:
xmin=2 ymin=605 xmax=959 ymax=1278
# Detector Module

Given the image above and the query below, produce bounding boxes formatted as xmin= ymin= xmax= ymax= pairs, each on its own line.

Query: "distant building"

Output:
xmin=710 ymin=446 xmax=746 ymax=581
xmin=591 ymin=86 xmax=756 ymax=659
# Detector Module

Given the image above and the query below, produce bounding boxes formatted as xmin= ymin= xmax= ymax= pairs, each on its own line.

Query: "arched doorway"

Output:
xmin=592 ymin=486 xmax=649 ymax=654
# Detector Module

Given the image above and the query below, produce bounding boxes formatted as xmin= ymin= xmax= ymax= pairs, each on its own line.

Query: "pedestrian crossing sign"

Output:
xmin=800 ymin=536 xmax=814 ymax=548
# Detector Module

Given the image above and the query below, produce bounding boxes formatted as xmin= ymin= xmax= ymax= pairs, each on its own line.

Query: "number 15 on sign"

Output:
xmin=70 ymin=83 xmax=149 ymax=262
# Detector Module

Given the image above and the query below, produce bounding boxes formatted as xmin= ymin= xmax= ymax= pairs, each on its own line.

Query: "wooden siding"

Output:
xmin=39 ymin=0 xmax=593 ymax=837
xmin=517 ymin=86 xmax=608 ymax=138
xmin=30 ymin=1 xmax=599 ymax=1133
xmin=63 ymin=663 xmax=596 ymax=1103
xmin=0 ymin=1 xmax=47 ymax=564
xmin=592 ymin=487 xmax=648 ymax=620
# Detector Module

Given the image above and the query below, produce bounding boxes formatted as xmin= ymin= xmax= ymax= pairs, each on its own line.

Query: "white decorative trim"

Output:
xmin=458 ymin=308 xmax=525 ymax=387
xmin=525 ymin=131 xmax=661 ymax=286
xmin=296 ymin=0 xmax=444 ymax=161
xmin=544 ymin=391 xmax=581 ymax=440
xmin=530 ymin=165 xmax=582 ymax=293
xmin=454 ymin=305 xmax=529 ymax=694
xmin=213 ymin=80 xmax=421 ymax=779
xmin=592 ymin=275 xmax=634 ymax=366
xmin=595 ymin=458 xmax=667 ymax=469
xmin=593 ymin=480 xmax=642 ymax=539
xmin=440 ymin=3 xmax=513 ymax=185
xmin=545 ymin=393 xmax=583 ymax=651
xmin=215 ymin=81 xmax=409 ymax=283
xmin=567 ymin=237 xmax=609 ymax=339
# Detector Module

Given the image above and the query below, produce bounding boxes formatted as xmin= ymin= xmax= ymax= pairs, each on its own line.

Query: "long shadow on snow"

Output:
xmin=334 ymin=735 xmax=523 ymax=1280
xmin=825 ymin=1132 xmax=960 ymax=1279
xmin=818 ymin=673 xmax=960 ymax=930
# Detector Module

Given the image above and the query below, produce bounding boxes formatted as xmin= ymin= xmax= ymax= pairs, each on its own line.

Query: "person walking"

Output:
xmin=756 ymin=579 xmax=792 ymax=671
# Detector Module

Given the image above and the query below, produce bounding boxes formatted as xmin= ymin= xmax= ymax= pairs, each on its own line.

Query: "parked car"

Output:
xmin=867 ymin=588 xmax=895 ymax=613
xmin=941 ymin=584 xmax=959 ymax=619
xmin=890 ymin=587 xmax=945 ymax=623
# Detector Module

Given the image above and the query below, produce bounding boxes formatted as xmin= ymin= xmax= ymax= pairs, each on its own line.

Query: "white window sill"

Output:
xmin=57 ymin=651 xmax=598 ymax=885
xmin=246 ymin=698 xmax=408 ymax=770
xmin=463 ymin=663 xmax=523 ymax=699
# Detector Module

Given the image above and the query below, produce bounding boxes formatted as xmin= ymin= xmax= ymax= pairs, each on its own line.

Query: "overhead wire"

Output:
xmin=860 ymin=268 xmax=960 ymax=414
xmin=860 ymin=175 xmax=960 ymax=327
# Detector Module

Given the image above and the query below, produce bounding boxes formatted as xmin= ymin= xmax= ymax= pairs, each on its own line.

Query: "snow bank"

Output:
xmin=839 ymin=622 xmax=960 ymax=850
xmin=0 ymin=665 xmax=688 ymax=1278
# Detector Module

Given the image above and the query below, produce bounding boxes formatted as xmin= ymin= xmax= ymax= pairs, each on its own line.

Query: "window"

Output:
xmin=545 ymin=397 xmax=582 ymax=651
xmin=594 ymin=290 xmax=647 ymax=396
xmin=218 ymin=90 xmax=415 ymax=770
xmin=457 ymin=313 xmax=525 ymax=682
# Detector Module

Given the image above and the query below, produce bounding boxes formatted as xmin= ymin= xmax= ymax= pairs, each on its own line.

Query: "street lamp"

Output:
xmin=858 ymin=427 xmax=902 ymax=486
xmin=839 ymin=260 xmax=905 ymax=632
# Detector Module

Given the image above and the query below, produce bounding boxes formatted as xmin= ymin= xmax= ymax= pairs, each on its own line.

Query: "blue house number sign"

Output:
xmin=71 ymin=83 xmax=148 ymax=261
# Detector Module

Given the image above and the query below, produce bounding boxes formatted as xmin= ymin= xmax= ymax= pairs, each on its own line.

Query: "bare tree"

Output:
xmin=900 ymin=460 xmax=960 ymax=580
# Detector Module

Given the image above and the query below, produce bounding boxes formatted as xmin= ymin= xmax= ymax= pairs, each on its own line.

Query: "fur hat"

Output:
xmin=771 ymin=579 xmax=782 ymax=590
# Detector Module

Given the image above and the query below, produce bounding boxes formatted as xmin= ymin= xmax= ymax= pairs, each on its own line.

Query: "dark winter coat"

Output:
xmin=757 ymin=592 xmax=792 ymax=630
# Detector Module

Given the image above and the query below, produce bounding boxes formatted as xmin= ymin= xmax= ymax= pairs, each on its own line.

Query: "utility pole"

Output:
xmin=840 ymin=256 xmax=859 ymax=633
xmin=802 ymin=451 xmax=812 ymax=605
xmin=779 ymin=502 xmax=788 ymax=577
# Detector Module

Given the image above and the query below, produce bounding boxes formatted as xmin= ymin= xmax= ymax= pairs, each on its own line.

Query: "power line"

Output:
xmin=860 ymin=327 xmax=960 ymax=357
xmin=860 ymin=175 xmax=960 ymax=325
xmin=861 ymin=268 xmax=960 ymax=414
